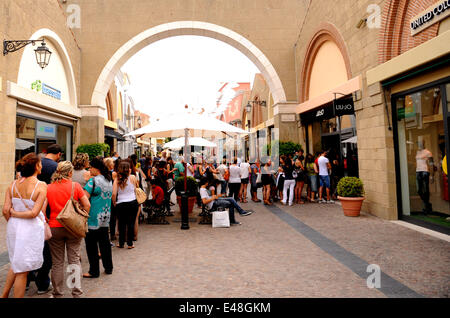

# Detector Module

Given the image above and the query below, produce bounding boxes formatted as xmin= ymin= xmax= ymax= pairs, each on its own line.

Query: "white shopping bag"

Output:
xmin=212 ymin=210 xmax=230 ymax=228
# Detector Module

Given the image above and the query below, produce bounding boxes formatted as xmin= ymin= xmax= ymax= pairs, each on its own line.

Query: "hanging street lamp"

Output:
xmin=3 ymin=39 xmax=52 ymax=69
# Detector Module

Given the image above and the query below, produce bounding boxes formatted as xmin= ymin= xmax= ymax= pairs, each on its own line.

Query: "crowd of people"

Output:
xmin=2 ymin=144 xmax=346 ymax=298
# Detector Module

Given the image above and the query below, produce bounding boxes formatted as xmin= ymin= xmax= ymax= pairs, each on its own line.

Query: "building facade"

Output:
xmin=1 ymin=0 xmax=449 ymax=230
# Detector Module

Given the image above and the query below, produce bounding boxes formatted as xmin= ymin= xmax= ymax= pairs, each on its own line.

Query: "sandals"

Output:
xmin=128 ymin=246 xmax=135 ymax=249
xmin=83 ymin=273 xmax=98 ymax=278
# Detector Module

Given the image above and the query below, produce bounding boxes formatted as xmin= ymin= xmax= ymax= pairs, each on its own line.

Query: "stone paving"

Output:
xmin=0 ymin=197 xmax=449 ymax=298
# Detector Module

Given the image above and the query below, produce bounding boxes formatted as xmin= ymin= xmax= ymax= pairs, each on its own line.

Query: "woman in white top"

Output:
xmin=239 ymin=159 xmax=251 ymax=203
xmin=228 ymin=157 xmax=241 ymax=201
xmin=2 ymin=153 xmax=47 ymax=298
xmin=112 ymin=161 xmax=139 ymax=249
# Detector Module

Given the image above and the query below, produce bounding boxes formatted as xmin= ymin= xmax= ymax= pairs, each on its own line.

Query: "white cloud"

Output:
xmin=121 ymin=36 xmax=258 ymax=117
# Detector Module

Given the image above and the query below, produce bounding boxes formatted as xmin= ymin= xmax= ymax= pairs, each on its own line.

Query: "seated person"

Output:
xmin=199 ymin=177 xmax=252 ymax=226
xmin=150 ymin=180 xmax=164 ymax=208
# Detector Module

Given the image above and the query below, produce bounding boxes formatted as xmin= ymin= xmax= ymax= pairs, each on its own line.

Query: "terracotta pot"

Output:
xmin=176 ymin=196 xmax=197 ymax=214
xmin=337 ymin=196 xmax=365 ymax=217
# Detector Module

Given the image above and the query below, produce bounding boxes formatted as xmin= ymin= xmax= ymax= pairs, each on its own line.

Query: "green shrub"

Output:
xmin=337 ymin=177 xmax=364 ymax=197
xmin=175 ymin=176 xmax=198 ymax=197
xmin=263 ymin=140 xmax=302 ymax=157
xmin=76 ymin=143 xmax=110 ymax=159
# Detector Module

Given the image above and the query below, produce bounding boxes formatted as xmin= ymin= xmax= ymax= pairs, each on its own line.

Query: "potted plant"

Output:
xmin=175 ymin=176 xmax=199 ymax=214
xmin=337 ymin=177 xmax=365 ymax=217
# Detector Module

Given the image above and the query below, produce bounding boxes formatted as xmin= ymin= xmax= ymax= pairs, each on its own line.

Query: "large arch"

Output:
xmin=299 ymin=22 xmax=352 ymax=103
xmin=91 ymin=21 xmax=287 ymax=108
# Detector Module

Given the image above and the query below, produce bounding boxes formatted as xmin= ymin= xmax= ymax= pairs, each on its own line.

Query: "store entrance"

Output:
xmin=37 ymin=138 xmax=56 ymax=154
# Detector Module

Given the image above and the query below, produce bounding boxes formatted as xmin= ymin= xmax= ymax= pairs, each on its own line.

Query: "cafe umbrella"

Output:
xmin=124 ymin=110 xmax=248 ymax=229
xmin=163 ymin=137 xmax=217 ymax=149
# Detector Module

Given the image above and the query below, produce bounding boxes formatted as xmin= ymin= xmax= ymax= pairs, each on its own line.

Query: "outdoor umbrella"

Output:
xmin=125 ymin=110 xmax=248 ymax=188
xmin=16 ymin=138 xmax=35 ymax=150
xmin=163 ymin=137 xmax=217 ymax=149
xmin=341 ymin=136 xmax=357 ymax=144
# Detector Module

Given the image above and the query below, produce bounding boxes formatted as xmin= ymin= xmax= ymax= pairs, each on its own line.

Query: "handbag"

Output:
xmin=212 ymin=209 xmax=230 ymax=228
xmin=223 ymin=169 xmax=230 ymax=181
xmin=56 ymin=183 xmax=89 ymax=238
xmin=135 ymin=186 xmax=147 ymax=204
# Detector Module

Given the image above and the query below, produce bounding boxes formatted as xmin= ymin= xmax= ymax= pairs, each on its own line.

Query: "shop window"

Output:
xmin=15 ymin=115 xmax=73 ymax=164
xmin=395 ymin=86 xmax=449 ymax=219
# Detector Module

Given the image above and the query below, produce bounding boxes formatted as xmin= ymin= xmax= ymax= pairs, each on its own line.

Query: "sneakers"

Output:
xmin=37 ymin=283 xmax=53 ymax=295
xmin=328 ymin=200 xmax=335 ymax=204
xmin=318 ymin=199 xmax=327 ymax=204
xmin=240 ymin=210 xmax=253 ymax=216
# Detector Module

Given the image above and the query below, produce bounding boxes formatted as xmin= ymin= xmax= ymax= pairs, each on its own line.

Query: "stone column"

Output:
xmin=79 ymin=105 xmax=106 ymax=145
xmin=273 ymin=102 xmax=300 ymax=144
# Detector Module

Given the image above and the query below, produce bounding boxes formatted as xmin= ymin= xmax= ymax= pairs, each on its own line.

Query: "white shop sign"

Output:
xmin=410 ymin=0 xmax=450 ymax=36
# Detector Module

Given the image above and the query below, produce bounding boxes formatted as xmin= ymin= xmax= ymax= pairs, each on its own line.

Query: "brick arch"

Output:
xmin=378 ymin=0 xmax=440 ymax=63
xmin=299 ymin=22 xmax=352 ymax=103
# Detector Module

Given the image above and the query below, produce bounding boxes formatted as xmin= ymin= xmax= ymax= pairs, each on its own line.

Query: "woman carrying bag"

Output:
xmin=46 ymin=161 xmax=90 ymax=298
xmin=83 ymin=157 xmax=113 ymax=278
xmin=2 ymin=153 xmax=48 ymax=298
xmin=112 ymin=161 xmax=139 ymax=249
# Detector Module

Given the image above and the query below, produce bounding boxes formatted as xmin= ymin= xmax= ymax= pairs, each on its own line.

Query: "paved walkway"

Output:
xmin=0 ymin=198 xmax=449 ymax=298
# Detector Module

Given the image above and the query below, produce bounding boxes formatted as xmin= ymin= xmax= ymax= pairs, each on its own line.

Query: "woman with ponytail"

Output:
xmin=112 ymin=160 xmax=139 ymax=249
xmin=46 ymin=161 xmax=90 ymax=298
xmin=2 ymin=153 xmax=47 ymax=298
xmin=82 ymin=156 xmax=113 ymax=278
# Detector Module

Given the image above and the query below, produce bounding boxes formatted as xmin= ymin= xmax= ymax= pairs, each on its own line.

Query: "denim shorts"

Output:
xmin=319 ymin=175 xmax=330 ymax=189
xmin=308 ymin=175 xmax=318 ymax=192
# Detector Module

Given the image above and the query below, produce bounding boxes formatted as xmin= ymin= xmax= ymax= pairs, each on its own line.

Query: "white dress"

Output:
xmin=6 ymin=181 xmax=45 ymax=273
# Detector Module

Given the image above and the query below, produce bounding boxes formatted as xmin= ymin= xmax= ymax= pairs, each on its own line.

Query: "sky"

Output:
xmin=121 ymin=35 xmax=259 ymax=119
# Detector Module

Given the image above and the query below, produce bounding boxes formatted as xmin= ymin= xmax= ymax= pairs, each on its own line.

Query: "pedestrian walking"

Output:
xmin=2 ymin=154 xmax=48 ymax=298
xmin=112 ymin=161 xmax=139 ymax=249
xmin=250 ymin=158 xmax=262 ymax=202
xmin=46 ymin=161 xmax=91 ymax=298
xmin=83 ymin=157 xmax=113 ymax=278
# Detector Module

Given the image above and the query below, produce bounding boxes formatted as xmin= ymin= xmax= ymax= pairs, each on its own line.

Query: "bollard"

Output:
xmin=180 ymin=191 xmax=190 ymax=230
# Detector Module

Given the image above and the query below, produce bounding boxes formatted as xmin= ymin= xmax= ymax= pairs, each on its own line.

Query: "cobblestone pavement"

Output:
xmin=0 ymin=196 xmax=449 ymax=298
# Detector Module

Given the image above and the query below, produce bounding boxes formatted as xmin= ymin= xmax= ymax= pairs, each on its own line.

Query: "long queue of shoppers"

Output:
xmin=156 ymin=148 xmax=341 ymax=207
xmin=2 ymin=145 xmax=144 ymax=298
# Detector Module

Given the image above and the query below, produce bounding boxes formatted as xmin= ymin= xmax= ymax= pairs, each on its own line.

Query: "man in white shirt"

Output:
xmin=239 ymin=159 xmax=251 ymax=203
xmin=217 ymin=159 xmax=228 ymax=195
xmin=199 ymin=178 xmax=252 ymax=225
xmin=317 ymin=150 xmax=334 ymax=203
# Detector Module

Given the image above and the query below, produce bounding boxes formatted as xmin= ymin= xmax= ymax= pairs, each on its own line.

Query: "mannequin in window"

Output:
xmin=416 ymin=141 xmax=433 ymax=214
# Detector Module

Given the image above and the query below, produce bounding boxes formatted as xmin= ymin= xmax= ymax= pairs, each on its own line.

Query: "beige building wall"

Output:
xmin=0 ymin=0 xmax=81 ymax=208
xmin=294 ymin=0 xmax=394 ymax=219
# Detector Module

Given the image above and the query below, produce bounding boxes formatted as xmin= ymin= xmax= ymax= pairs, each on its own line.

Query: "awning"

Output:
xmin=105 ymin=127 xmax=126 ymax=141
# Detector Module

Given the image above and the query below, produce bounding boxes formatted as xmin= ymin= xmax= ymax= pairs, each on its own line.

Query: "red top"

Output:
xmin=152 ymin=185 xmax=164 ymax=206
xmin=47 ymin=179 xmax=85 ymax=228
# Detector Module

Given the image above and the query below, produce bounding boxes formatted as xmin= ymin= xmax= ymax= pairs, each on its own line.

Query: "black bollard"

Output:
xmin=180 ymin=191 xmax=190 ymax=230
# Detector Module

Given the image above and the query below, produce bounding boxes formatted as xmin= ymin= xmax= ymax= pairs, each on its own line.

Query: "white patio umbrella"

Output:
xmin=125 ymin=111 xmax=248 ymax=191
xmin=342 ymin=136 xmax=357 ymax=144
xmin=163 ymin=137 xmax=217 ymax=149
xmin=16 ymin=138 xmax=35 ymax=150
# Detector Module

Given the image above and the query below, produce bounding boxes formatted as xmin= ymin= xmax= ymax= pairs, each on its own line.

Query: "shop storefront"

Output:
xmin=390 ymin=66 xmax=450 ymax=230
xmin=8 ymin=29 xmax=80 ymax=164
xmin=16 ymin=113 xmax=73 ymax=162
xmin=300 ymin=96 xmax=358 ymax=177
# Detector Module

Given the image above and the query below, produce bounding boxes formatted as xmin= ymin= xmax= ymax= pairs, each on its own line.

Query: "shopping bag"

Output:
xmin=212 ymin=209 xmax=230 ymax=228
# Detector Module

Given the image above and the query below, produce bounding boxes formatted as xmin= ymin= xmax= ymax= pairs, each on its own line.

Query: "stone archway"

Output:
xmin=90 ymin=21 xmax=287 ymax=108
